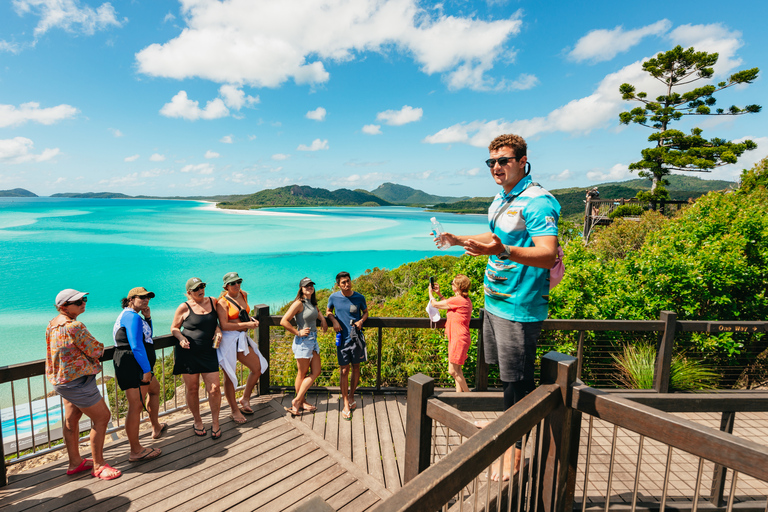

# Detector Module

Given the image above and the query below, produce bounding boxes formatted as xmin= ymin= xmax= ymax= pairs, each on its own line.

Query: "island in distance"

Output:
xmin=2 ymin=176 xmax=735 ymax=217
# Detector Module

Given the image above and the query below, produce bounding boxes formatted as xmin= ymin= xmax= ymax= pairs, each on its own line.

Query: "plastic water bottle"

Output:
xmin=335 ymin=332 xmax=342 ymax=346
xmin=431 ymin=217 xmax=450 ymax=249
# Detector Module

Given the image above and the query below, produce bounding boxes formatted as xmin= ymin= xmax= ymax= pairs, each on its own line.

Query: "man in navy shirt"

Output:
xmin=326 ymin=271 xmax=368 ymax=420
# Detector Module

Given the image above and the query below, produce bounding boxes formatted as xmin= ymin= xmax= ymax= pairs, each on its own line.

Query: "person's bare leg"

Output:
xmin=125 ymin=388 xmax=147 ymax=457
xmin=61 ymin=399 xmax=88 ymax=472
xmin=182 ymin=374 xmax=203 ymax=430
xmin=223 ymin=374 xmax=246 ymax=423
xmin=145 ymin=377 xmax=164 ymax=436
xmin=236 ymin=349 xmax=261 ymax=411
xmin=301 ymin=351 xmax=321 ymax=410
xmin=202 ymin=372 xmax=222 ymax=432
xmin=339 ymin=364 xmax=351 ymax=415
xmin=491 ymin=447 xmax=522 ymax=481
xmin=349 ymin=363 xmax=360 ymax=400
xmin=449 ymin=362 xmax=470 ymax=393
xmin=80 ymin=399 xmax=111 ymax=472
xmin=293 ymin=357 xmax=312 ymax=411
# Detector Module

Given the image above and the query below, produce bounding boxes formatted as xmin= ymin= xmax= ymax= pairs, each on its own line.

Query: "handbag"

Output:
xmin=225 ymin=296 xmax=251 ymax=322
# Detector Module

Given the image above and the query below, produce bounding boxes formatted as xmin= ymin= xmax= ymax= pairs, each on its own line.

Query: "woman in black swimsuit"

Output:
xmin=171 ymin=278 xmax=223 ymax=439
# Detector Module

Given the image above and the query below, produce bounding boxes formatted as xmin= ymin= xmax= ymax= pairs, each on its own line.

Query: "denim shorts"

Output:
xmin=292 ymin=332 xmax=320 ymax=359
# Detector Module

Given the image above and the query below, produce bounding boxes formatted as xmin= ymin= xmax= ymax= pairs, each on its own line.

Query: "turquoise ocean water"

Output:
xmin=0 ymin=197 xmax=488 ymax=368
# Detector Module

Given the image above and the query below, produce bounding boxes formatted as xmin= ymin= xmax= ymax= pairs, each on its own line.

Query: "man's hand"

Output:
xmin=464 ymin=233 xmax=505 ymax=257
xmin=432 ymin=231 xmax=461 ymax=249
xmin=330 ymin=319 xmax=341 ymax=333
xmin=354 ymin=320 xmax=364 ymax=330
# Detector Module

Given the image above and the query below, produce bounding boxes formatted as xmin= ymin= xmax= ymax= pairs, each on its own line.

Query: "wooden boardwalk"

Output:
xmin=2 ymin=392 xmax=767 ymax=511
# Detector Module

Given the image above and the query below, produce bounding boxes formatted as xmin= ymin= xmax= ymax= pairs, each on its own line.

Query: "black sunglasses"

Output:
xmin=485 ymin=156 xmax=518 ymax=168
xmin=228 ymin=280 xmax=243 ymax=286
xmin=192 ymin=284 xmax=206 ymax=292
xmin=136 ymin=294 xmax=152 ymax=300
xmin=66 ymin=297 xmax=88 ymax=306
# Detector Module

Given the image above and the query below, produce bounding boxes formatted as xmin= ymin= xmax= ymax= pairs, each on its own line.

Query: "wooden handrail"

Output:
xmin=571 ymin=384 xmax=768 ymax=483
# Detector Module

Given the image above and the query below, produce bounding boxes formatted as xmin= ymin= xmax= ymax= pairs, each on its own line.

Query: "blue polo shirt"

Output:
xmin=327 ymin=291 xmax=367 ymax=341
xmin=484 ymin=175 xmax=560 ymax=322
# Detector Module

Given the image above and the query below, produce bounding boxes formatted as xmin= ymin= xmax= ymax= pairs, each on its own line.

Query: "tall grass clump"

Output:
xmin=612 ymin=343 xmax=719 ymax=390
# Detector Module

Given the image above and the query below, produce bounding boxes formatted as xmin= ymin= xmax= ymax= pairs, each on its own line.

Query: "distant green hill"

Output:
xmin=0 ymin=188 xmax=37 ymax=197
xmin=428 ymin=175 xmax=736 ymax=216
xmin=219 ymin=185 xmax=392 ymax=209
xmin=370 ymin=182 xmax=468 ymax=205
xmin=51 ymin=192 xmax=132 ymax=199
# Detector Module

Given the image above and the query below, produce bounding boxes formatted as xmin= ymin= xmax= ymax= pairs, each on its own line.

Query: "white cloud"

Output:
xmin=108 ymin=128 xmax=123 ymax=137
xmin=0 ymin=137 xmax=59 ymax=163
xmin=458 ymin=167 xmax=481 ymax=177
xmin=547 ymin=169 xmax=574 ymax=182
xmin=149 ymin=153 xmax=165 ymax=162
xmin=306 ymin=107 xmax=326 ymax=121
xmin=220 ymin=135 xmax=234 ymax=144
xmin=248 ymin=135 xmax=258 ymax=141
xmin=124 ymin=154 xmax=139 ymax=162
xmin=159 ymin=91 xmax=229 ymax=120
xmin=330 ymin=172 xmax=392 ymax=187
xmin=568 ymin=20 xmax=671 ymax=63
xmin=425 ymin=24 xmax=746 ymax=148
xmin=272 ymin=153 xmax=289 ymax=160
xmin=204 ymin=150 xmax=220 ymax=159
xmin=98 ymin=173 xmax=144 ymax=187
xmin=135 ymin=0 xmax=523 ymax=92
xmin=181 ymin=163 xmax=215 ymax=174
xmin=362 ymin=124 xmax=382 ymax=135
xmin=377 ymin=105 xmax=423 ymax=126
xmin=13 ymin=0 xmax=125 ymax=37
xmin=586 ymin=163 xmax=633 ymax=182
xmin=163 ymin=12 xmax=175 ymax=23
xmin=182 ymin=177 xmax=215 ymax=188
xmin=1 ymin=40 xmax=22 ymax=53
xmin=297 ymin=139 xmax=329 ymax=151
xmin=0 ymin=102 xmax=78 ymax=128
xmin=218 ymin=84 xmax=259 ymax=110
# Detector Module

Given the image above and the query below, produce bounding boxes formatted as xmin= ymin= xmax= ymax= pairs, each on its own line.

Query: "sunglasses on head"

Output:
xmin=66 ymin=297 xmax=88 ymax=307
xmin=485 ymin=156 xmax=518 ymax=168
xmin=192 ymin=284 xmax=206 ymax=292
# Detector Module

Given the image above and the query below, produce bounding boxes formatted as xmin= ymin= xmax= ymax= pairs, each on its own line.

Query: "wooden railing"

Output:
xmin=583 ymin=198 xmax=690 ymax=241
xmin=375 ymin=353 xmax=768 ymax=512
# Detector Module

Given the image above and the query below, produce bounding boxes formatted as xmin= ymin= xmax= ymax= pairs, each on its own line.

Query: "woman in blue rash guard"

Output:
xmin=113 ymin=287 xmax=165 ymax=462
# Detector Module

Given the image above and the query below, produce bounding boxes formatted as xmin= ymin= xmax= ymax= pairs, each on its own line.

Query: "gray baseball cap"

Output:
xmin=55 ymin=289 xmax=88 ymax=307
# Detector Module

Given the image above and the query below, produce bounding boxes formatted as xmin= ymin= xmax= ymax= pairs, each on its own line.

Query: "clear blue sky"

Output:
xmin=1 ymin=0 xmax=766 ymax=198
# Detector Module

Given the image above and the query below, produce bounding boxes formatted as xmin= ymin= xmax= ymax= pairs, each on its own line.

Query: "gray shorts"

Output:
xmin=482 ymin=310 xmax=542 ymax=382
xmin=53 ymin=374 xmax=103 ymax=409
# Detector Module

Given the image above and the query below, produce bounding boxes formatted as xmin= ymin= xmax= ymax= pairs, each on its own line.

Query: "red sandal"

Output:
xmin=92 ymin=464 xmax=122 ymax=480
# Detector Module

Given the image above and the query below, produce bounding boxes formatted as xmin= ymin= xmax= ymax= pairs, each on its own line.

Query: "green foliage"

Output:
xmin=591 ymin=211 xmax=666 ymax=261
xmin=612 ymin=343 xmax=719 ymax=390
xmin=608 ymin=204 xmax=645 ymax=219
xmin=619 ymin=45 xmax=760 ymax=193
xmin=222 ymin=185 xmax=392 ymax=209
xmin=739 ymin=157 xmax=768 ymax=194
xmin=370 ymin=182 xmax=469 ymax=205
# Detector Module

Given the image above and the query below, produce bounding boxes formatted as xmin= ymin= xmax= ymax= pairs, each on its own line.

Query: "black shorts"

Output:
xmin=113 ymin=343 xmax=157 ymax=390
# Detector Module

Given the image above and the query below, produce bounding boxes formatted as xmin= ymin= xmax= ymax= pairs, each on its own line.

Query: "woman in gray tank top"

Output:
xmin=280 ymin=277 xmax=328 ymax=416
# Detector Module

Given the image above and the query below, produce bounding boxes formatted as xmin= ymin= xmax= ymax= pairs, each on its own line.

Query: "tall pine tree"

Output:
xmin=619 ymin=46 xmax=760 ymax=199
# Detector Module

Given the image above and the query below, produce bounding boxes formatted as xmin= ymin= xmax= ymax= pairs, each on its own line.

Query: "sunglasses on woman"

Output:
xmin=192 ymin=284 xmax=206 ymax=292
xmin=66 ymin=297 xmax=88 ymax=306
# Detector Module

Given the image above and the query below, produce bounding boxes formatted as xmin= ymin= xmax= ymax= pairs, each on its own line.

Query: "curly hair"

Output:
xmin=488 ymin=134 xmax=527 ymax=158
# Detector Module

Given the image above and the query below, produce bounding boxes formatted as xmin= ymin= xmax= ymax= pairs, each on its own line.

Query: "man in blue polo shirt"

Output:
xmin=437 ymin=133 xmax=561 ymax=481
xmin=326 ymin=271 xmax=368 ymax=421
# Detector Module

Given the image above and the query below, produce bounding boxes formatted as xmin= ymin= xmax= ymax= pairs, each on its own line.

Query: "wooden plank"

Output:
xmin=288 ymin=472 xmax=357 ymax=512
xmin=266 ymin=398 xmax=392 ymax=501
xmin=325 ymin=480 xmax=369 ymax=510
xmin=362 ymin=393 xmax=385 ymax=488
xmin=192 ymin=448 xmax=326 ymax=512
xmin=229 ymin=456 xmax=337 ymax=512
xmin=374 ymin=394 xmax=401 ymax=490
xmin=325 ymin=393 xmax=340 ymax=450
xmin=351 ymin=392 xmax=367 ymax=469
xmin=338 ymin=393 xmax=353 ymax=460
xmin=338 ymin=489 xmax=382 ymax=511
xmin=385 ymin=395 xmax=407 ymax=487
xmin=301 ymin=389 xmax=318 ymax=429
xmin=249 ymin=462 xmax=345 ymax=512
xmin=6 ymin=409 xmax=284 ymax=512
xmin=111 ymin=426 xmax=304 ymax=512
xmin=311 ymin=390 xmax=329 ymax=440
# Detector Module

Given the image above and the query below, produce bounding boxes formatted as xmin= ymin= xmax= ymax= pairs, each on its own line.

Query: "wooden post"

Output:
xmin=576 ymin=330 xmax=585 ymax=380
xmin=376 ymin=326 xmax=383 ymax=391
xmin=710 ymin=411 xmax=736 ymax=506
xmin=255 ymin=304 xmax=270 ymax=394
xmin=653 ymin=311 xmax=677 ymax=393
xmin=404 ymin=373 xmax=434 ymax=484
xmin=583 ymin=200 xmax=592 ymax=241
xmin=0 ymin=421 xmax=6 ymax=487
xmin=538 ymin=352 xmax=579 ymax=512
xmin=474 ymin=309 xmax=488 ymax=392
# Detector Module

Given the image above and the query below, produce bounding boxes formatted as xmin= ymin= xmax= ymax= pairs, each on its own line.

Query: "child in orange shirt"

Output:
xmin=429 ymin=274 xmax=473 ymax=392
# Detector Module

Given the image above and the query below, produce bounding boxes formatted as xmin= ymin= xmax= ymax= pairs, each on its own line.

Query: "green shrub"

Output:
xmin=608 ymin=204 xmax=645 ymax=219
xmin=612 ymin=343 xmax=720 ymax=390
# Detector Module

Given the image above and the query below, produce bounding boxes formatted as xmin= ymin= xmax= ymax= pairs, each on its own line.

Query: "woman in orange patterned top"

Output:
xmin=428 ymin=275 xmax=474 ymax=392
xmin=46 ymin=289 xmax=121 ymax=481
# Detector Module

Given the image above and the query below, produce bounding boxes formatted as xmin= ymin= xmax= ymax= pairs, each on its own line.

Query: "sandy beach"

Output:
xmin=196 ymin=202 xmax=319 ymax=217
